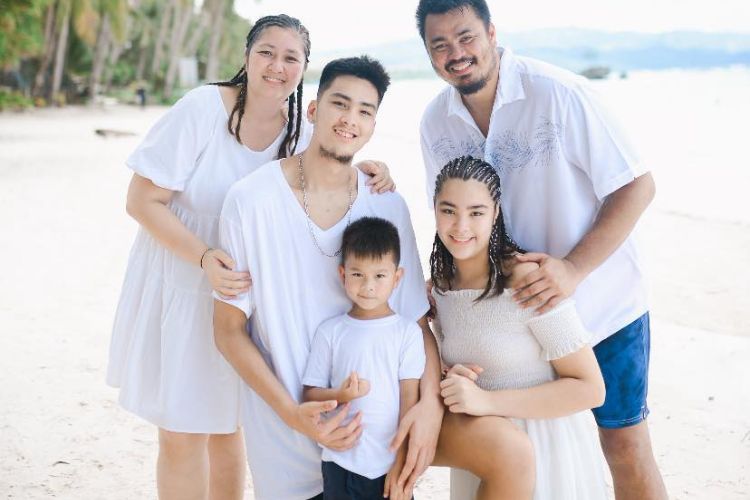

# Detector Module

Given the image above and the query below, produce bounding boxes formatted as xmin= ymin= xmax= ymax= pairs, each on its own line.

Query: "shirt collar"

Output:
xmin=446 ymin=45 xmax=526 ymax=119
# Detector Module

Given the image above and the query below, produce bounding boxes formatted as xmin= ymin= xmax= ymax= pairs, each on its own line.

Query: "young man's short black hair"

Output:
xmin=341 ymin=217 xmax=401 ymax=266
xmin=317 ymin=56 xmax=391 ymax=105
xmin=415 ymin=0 xmax=492 ymax=41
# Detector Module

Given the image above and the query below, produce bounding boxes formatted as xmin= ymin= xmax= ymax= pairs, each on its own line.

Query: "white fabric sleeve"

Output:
xmin=212 ymin=189 xmax=253 ymax=317
xmin=420 ymin=124 xmax=443 ymax=210
xmin=302 ymin=325 xmax=333 ymax=389
xmin=389 ymin=195 xmax=430 ymax=322
xmin=561 ymin=81 xmax=646 ymax=201
xmin=399 ymin=322 xmax=426 ymax=380
xmin=126 ymin=86 xmax=217 ymax=191
xmin=525 ymin=299 xmax=592 ymax=361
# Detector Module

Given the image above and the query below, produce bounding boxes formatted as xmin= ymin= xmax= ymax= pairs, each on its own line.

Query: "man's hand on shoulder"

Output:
xmin=511 ymin=253 xmax=584 ymax=314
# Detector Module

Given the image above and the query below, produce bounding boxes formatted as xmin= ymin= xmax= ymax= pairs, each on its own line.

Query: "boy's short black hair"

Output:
xmin=341 ymin=217 xmax=400 ymax=266
xmin=415 ymin=0 xmax=492 ymax=40
xmin=317 ymin=55 xmax=391 ymax=105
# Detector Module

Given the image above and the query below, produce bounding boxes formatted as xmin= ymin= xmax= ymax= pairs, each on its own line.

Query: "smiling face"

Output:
xmin=245 ymin=26 xmax=306 ymax=100
xmin=435 ymin=178 xmax=499 ymax=264
xmin=307 ymin=75 xmax=378 ymax=163
xmin=423 ymin=7 xmax=498 ymax=95
xmin=340 ymin=253 xmax=403 ymax=318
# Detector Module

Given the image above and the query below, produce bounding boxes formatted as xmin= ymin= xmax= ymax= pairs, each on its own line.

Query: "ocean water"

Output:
xmin=305 ymin=67 xmax=750 ymax=232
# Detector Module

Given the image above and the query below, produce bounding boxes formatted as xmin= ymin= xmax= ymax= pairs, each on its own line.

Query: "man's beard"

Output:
xmin=319 ymin=145 xmax=353 ymax=165
xmin=444 ymin=50 xmax=498 ymax=96
xmin=456 ymin=73 xmax=490 ymax=95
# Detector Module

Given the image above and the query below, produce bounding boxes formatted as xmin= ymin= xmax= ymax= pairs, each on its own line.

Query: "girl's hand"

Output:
xmin=202 ymin=248 xmax=252 ymax=298
xmin=354 ymin=159 xmax=396 ymax=193
xmin=337 ymin=371 xmax=370 ymax=403
xmin=440 ymin=370 xmax=491 ymax=416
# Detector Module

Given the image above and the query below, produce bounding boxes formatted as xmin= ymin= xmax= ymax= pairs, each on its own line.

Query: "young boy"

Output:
xmin=303 ymin=217 xmax=425 ymax=500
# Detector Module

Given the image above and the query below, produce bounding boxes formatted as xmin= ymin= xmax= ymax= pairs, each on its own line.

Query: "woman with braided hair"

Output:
xmin=107 ymin=14 xmax=393 ymax=500
xmin=429 ymin=156 xmax=608 ymax=499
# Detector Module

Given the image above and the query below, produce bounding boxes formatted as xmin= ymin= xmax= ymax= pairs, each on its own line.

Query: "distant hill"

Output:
xmin=313 ymin=29 xmax=750 ymax=79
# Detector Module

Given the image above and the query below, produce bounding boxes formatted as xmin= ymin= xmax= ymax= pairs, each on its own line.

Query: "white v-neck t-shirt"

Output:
xmin=216 ymin=161 xmax=430 ymax=500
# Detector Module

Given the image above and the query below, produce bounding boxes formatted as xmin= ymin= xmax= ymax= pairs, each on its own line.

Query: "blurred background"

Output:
xmin=1 ymin=0 xmax=749 ymax=108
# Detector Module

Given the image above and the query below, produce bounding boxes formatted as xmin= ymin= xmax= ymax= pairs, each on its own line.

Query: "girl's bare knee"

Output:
xmin=474 ymin=417 xmax=534 ymax=478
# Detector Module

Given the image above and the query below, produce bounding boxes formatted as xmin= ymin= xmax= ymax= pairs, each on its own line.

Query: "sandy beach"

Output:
xmin=1 ymin=70 xmax=749 ymax=499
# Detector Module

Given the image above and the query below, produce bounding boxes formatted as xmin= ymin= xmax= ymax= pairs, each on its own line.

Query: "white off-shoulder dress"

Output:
xmin=433 ymin=289 xmax=608 ymax=500
xmin=106 ymin=85 xmax=311 ymax=433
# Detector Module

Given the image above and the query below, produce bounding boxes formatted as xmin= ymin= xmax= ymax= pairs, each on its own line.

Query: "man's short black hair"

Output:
xmin=415 ymin=0 xmax=492 ymax=40
xmin=317 ymin=56 xmax=391 ymax=105
xmin=341 ymin=217 xmax=400 ymax=265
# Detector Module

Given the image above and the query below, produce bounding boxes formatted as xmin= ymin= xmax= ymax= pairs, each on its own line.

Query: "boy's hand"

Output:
xmin=384 ymin=448 xmax=413 ymax=500
xmin=389 ymin=397 xmax=443 ymax=494
xmin=337 ymin=371 xmax=370 ymax=403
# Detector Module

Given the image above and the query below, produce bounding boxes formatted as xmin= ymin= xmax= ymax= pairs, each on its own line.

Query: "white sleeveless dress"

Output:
xmin=106 ymin=85 xmax=312 ymax=433
xmin=432 ymin=289 xmax=608 ymax=500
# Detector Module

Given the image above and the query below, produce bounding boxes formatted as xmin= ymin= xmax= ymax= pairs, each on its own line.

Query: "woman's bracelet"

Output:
xmin=199 ymin=247 xmax=214 ymax=269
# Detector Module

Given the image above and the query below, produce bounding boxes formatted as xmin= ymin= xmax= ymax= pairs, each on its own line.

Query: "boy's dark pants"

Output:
xmin=321 ymin=461 xmax=414 ymax=500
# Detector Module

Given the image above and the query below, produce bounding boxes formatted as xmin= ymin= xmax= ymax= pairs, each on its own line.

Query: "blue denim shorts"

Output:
xmin=592 ymin=313 xmax=652 ymax=429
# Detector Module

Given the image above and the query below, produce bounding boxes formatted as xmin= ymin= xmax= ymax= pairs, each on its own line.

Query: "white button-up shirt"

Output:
xmin=420 ymin=47 xmax=648 ymax=343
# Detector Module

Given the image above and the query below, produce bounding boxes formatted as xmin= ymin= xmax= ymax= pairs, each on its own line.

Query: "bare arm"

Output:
xmin=303 ymin=371 xmax=370 ymax=405
xmin=441 ymin=347 xmax=605 ymax=419
xmin=514 ymin=172 xmax=655 ymax=312
xmin=213 ymin=300 xmax=361 ymax=450
xmin=126 ymin=174 xmax=250 ymax=296
xmin=384 ymin=379 xmax=420 ymax=500
xmin=390 ymin=316 xmax=444 ymax=492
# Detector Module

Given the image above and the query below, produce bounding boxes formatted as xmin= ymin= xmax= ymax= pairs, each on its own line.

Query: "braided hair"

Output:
xmin=430 ymin=156 xmax=522 ymax=301
xmin=213 ymin=14 xmax=310 ymax=159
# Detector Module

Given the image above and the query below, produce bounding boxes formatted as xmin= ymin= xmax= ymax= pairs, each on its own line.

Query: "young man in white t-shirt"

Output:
xmin=303 ymin=217 xmax=424 ymax=500
xmin=212 ymin=56 xmax=444 ymax=500
xmin=415 ymin=1 xmax=667 ymax=499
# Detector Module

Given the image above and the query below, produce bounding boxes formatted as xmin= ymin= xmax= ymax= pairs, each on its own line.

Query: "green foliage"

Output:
xmin=0 ymin=88 xmax=34 ymax=110
xmin=1 ymin=0 xmax=262 ymax=103
xmin=0 ymin=0 xmax=51 ymax=68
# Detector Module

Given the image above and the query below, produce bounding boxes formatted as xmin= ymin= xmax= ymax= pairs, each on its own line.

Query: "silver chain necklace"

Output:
xmin=297 ymin=154 xmax=354 ymax=258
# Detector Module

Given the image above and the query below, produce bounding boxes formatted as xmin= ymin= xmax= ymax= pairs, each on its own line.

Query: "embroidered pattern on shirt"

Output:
xmin=489 ymin=117 xmax=564 ymax=173
xmin=429 ymin=116 xmax=564 ymax=174
xmin=429 ymin=136 xmax=484 ymax=167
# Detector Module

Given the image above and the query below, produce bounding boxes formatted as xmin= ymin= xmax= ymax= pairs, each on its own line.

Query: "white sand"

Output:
xmin=1 ymin=72 xmax=748 ymax=499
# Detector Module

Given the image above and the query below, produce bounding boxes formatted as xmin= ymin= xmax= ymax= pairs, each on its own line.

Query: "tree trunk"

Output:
xmin=102 ymin=42 xmax=123 ymax=92
xmin=205 ymin=0 xmax=226 ymax=82
xmin=162 ymin=0 xmax=193 ymax=98
xmin=33 ymin=2 xmax=58 ymax=98
xmin=50 ymin=1 xmax=71 ymax=103
xmin=88 ymin=13 xmax=112 ymax=102
xmin=150 ymin=0 xmax=176 ymax=79
xmin=184 ymin=0 xmax=212 ymax=58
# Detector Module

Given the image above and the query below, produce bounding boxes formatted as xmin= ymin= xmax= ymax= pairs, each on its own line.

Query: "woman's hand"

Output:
xmin=288 ymin=400 xmax=363 ymax=451
xmin=202 ymin=248 xmax=251 ymax=298
xmin=440 ymin=364 xmax=491 ymax=416
xmin=354 ymin=159 xmax=396 ymax=193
